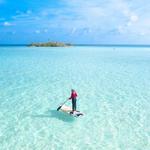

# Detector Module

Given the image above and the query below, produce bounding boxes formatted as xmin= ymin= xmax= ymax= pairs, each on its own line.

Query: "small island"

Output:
xmin=28 ymin=41 xmax=72 ymax=47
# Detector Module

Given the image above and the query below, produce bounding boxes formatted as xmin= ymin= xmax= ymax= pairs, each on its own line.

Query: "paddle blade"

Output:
xmin=57 ymin=105 xmax=62 ymax=111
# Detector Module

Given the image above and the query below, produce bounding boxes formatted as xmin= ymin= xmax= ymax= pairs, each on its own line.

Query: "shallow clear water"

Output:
xmin=0 ymin=46 xmax=150 ymax=150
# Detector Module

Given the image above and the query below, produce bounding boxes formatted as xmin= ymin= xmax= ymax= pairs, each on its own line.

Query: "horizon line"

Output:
xmin=0 ymin=44 xmax=150 ymax=47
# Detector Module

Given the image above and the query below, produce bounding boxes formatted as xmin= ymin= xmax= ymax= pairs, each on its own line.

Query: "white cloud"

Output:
xmin=118 ymin=25 xmax=125 ymax=34
xmin=34 ymin=29 xmax=49 ymax=34
xmin=27 ymin=10 xmax=32 ymax=14
xmin=3 ymin=0 xmax=150 ymax=43
xmin=71 ymin=27 xmax=76 ymax=34
xmin=130 ymin=15 xmax=139 ymax=22
xmin=12 ymin=10 xmax=32 ymax=20
xmin=140 ymin=32 xmax=146 ymax=36
xmin=35 ymin=30 xmax=40 ymax=34
xmin=12 ymin=31 xmax=16 ymax=35
xmin=43 ymin=29 xmax=48 ymax=33
xmin=125 ymin=14 xmax=139 ymax=28
xmin=3 ymin=22 xmax=12 ymax=26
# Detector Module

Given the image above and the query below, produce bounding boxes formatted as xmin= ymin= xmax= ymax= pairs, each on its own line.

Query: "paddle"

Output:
xmin=57 ymin=99 xmax=69 ymax=111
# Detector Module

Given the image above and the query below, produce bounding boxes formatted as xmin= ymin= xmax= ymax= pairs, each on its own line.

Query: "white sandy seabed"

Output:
xmin=0 ymin=46 xmax=150 ymax=150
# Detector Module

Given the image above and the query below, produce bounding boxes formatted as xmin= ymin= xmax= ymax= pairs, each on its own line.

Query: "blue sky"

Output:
xmin=0 ymin=0 xmax=150 ymax=44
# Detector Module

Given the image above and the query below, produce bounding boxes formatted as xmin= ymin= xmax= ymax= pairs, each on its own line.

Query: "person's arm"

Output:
xmin=75 ymin=92 xmax=78 ymax=97
xmin=68 ymin=93 xmax=72 ymax=100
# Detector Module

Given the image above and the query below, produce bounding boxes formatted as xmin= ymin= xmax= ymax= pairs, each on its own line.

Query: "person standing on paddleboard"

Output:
xmin=68 ymin=89 xmax=78 ymax=113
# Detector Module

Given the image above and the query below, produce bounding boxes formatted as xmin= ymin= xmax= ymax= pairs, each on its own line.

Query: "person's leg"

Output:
xmin=72 ymin=99 xmax=74 ymax=111
xmin=74 ymin=99 xmax=76 ymax=111
xmin=72 ymin=99 xmax=76 ymax=111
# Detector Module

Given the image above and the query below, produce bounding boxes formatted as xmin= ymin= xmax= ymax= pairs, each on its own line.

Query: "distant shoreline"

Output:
xmin=0 ymin=44 xmax=150 ymax=48
xmin=28 ymin=42 xmax=72 ymax=47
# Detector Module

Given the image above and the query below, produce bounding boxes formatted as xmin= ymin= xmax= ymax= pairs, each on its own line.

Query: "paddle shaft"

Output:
xmin=57 ymin=99 xmax=69 ymax=111
xmin=61 ymin=99 xmax=69 ymax=106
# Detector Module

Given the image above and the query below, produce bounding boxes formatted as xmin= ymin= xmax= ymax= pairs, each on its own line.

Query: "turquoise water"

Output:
xmin=0 ymin=46 xmax=150 ymax=150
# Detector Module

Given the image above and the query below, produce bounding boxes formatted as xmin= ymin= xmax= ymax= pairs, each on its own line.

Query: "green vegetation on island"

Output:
xmin=28 ymin=41 xmax=72 ymax=47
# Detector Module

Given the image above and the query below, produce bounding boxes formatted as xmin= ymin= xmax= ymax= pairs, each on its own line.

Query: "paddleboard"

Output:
xmin=60 ymin=105 xmax=83 ymax=117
